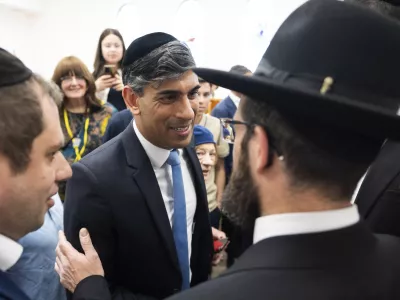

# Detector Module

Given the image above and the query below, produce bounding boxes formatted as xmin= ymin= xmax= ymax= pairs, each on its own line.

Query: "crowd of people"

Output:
xmin=2 ymin=0 xmax=400 ymax=299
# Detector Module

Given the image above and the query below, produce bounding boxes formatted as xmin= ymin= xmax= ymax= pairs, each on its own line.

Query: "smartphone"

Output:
xmin=104 ymin=64 xmax=117 ymax=77
xmin=213 ymin=238 xmax=230 ymax=253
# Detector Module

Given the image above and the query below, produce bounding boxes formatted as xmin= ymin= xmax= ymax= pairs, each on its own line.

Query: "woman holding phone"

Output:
xmin=52 ymin=56 xmax=117 ymax=200
xmin=93 ymin=28 xmax=126 ymax=111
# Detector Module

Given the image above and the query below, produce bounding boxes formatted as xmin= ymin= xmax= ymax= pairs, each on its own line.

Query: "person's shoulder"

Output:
xmin=79 ymin=134 xmax=123 ymax=171
xmin=205 ymin=114 xmax=221 ymax=125
xmin=103 ymin=102 xmax=118 ymax=115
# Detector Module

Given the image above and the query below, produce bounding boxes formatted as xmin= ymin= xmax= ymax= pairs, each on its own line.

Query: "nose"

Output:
xmin=198 ymin=96 xmax=204 ymax=106
xmin=55 ymin=152 xmax=72 ymax=182
xmin=176 ymin=97 xmax=195 ymax=120
xmin=202 ymin=152 xmax=213 ymax=166
xmin=70 ymin=76 xmax=78 ymax=85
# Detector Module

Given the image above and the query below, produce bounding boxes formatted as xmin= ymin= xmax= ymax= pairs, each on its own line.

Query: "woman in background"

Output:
xmin=52 ymin=56 xmax=116 ymax=199
xmin=193 ymin=125 xmax=222 ymax=229
xmin=93 ymin=28 xmax=126 ymax=111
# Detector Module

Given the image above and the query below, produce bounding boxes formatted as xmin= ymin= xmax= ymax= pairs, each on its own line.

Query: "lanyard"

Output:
xmin=63 ymin=108 xmax=90 ymax=162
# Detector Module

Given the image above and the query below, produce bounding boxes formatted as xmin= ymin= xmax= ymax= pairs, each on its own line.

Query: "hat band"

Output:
xmin=255 ymin=58 xmax=400 ymax=113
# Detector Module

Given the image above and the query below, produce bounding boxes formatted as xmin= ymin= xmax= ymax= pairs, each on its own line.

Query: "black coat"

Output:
xmin=167 ymin=222 xmax=400 ymax=300
xmin=64 ymin=123 xmax=213 ymax=300
xmin=356 ymin=140 xmax=400 ymax=237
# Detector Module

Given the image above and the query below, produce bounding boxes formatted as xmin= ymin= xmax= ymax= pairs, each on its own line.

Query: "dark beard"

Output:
xmin=221 ymin=144 xmax=260 ymax=232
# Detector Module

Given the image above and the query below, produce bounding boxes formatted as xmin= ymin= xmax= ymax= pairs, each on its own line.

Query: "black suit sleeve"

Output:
xmin=365 ymin=186 xmax=400 ymax=237
xmin=73 ymin=276 xmax=111 ymax=300
xmin=64 ymin=163 xmax=158 ymax=300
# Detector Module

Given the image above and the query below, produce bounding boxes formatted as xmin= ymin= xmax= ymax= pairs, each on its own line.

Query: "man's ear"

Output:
xmin=251 ymin=126 xmax=269 ymax=173
xmin=122 ymin=86 xmax=140 ymax=116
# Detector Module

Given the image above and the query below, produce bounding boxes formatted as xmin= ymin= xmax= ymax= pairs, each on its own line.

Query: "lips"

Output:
xmin=170 ymin=125 xmax=190 ymax=132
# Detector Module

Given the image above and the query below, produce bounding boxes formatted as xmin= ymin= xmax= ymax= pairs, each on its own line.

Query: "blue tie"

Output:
xmin=167 ymin=149 xmax=190 ymax=290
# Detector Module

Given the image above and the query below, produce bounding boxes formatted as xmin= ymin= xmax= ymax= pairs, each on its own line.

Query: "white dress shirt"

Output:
xmin=0 ymin=234 xmax=23 ymax=271
xmin=253 ymin=205 xmax=360 ymax=244
xmin=133 ymin=121 xmax=197 ymax=272
xmin=229 ymin=92 xmax=241 ymax=108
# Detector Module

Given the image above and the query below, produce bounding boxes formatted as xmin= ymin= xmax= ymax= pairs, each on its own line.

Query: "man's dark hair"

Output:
xmin=346 ymin=0 xmax=400 ymax=20
xmin=229 ymin=65 xmax=251 ymax=75
xmin=241 ymin=98 xmax=377 ymax=200
xmin=123 ymin=41 xmax=195 ymax=96
xmin=0 ymin=74 xmax=62 ymax=174
xmin=198 ymin=77 xmax=212 ymax=88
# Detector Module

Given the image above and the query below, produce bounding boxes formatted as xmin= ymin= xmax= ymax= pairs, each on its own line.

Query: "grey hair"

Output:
xmin=122 ymin=41 xmax=196 ymax=96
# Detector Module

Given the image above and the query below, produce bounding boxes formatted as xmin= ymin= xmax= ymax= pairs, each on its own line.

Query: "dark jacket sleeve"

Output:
xmin=364 ymin=186 xmax=400 ymax=237
xmin=73 ymin=276 xmax=111 ymax=300
xmin=64 ymin=163 xmax=158 ymax=300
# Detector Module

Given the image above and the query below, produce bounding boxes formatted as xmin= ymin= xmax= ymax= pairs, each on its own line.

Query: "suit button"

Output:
xmin=173 ymin=288 xmax=180 ymax=294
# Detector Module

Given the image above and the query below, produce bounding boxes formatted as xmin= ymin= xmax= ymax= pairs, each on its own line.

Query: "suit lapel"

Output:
xmin=121 ymin=123 xmax=179 ymax=271
xmin=0 ymin=271 xmax=30 ymax=300
xmin=356 ymin=140 xmax=400 ymax=218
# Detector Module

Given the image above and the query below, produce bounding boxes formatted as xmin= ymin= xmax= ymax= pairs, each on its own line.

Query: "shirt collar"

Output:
xmin=133 ymin=121 xmax=171 ymax=168
xmin=229 ymin=92 xmax=241 ymax=108
xmin=0 ymin=234 xmax=23 ymax=271
xmin=253 ymin=205 xmax=360 ymax=244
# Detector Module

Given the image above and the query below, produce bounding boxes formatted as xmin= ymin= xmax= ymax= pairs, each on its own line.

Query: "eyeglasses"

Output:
xmin=60 ymin=75 xmax=85 ymax=84
xmin=220 ymin=118 xmax=253 ymax=144
xmin=219 ymin=118 xmax=284 ymax=161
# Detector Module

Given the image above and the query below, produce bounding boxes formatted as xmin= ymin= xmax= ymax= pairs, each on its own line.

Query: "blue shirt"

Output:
xmin=6 ymin=194 xmax=66 ymax=300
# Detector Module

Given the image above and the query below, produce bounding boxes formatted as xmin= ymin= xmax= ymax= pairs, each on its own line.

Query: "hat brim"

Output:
xmin=193 ymin=68 xmax=400 ymax=141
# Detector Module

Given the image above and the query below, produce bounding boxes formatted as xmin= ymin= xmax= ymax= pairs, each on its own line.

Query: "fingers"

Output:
xmin=58 ymin=230 xmax=67 ymax=243
xmin=211 ymin=227 xmax=226 ymax=240
xmin=79 ymin=228 xmax=96 ymax=256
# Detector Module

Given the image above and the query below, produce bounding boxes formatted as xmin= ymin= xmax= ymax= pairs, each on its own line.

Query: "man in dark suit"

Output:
xmin=346 ymin=1 xmax=400 ymax=237
xmin=168 ymin=1 xmax=400 ymax=298
xmin=102 ymin=109 xmax=133 ymax=143
xmin=62 ymin=32 xmax=213 ymax=300
xmin=0 ymin=49 xmax=72 ymax=299
xmin=55 ymin=2 xmax=400 ymax=299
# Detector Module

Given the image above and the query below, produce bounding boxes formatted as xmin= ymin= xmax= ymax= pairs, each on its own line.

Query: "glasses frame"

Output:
xmin=220 ymin=118 xmax=284 ymax=159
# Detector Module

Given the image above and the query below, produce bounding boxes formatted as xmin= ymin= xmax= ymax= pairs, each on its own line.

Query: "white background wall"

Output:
xmin=0 ymin=0 xmax=308 ymax=80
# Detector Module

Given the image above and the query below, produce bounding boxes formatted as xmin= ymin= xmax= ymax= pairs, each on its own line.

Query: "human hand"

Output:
xmin=211 ymin=227 xmax=226 ymax=266
xmin=95 ymin=75 xmax=115 ymax=92
xmin=55 ymin=228 xmax=104 ymax=293
xmin=112 ymin=74 xmax=124 ymax=92
xmin=212 ymin=227 xmax=226 ymax=240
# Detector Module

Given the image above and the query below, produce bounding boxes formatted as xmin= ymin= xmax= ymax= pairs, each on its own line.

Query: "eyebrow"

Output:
xmin=48 ymin=141 xmax=64 ymax=152
xmin=156 ymin=85 xmax=201 ymax=97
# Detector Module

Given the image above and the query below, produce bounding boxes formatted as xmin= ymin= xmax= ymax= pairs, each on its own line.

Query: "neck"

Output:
xmin=195 ymin=113 xmax=204 ymax=125
xmin=64 ymin=97 xmax=86 ymax=113
xmin=260 ymin=185 xmax=351 ymax=216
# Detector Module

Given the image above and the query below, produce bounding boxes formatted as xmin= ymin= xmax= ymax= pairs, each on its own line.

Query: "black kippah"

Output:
xmin=122 ymin=32 xmax=178 ymax=67
xmin=0 ymin=48 xmax=32 ymax=87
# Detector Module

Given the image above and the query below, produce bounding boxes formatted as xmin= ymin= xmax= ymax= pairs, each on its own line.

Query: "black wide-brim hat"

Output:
xmin=194 ymin=0 xmax=400 ymax=143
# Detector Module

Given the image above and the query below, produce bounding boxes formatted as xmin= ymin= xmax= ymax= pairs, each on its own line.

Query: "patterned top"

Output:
xmin=59 ymin=102 xmax=116 ymax=199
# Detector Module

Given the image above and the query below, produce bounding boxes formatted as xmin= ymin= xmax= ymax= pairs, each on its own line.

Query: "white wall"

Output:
xmin=0 ymin=0 xmax=308 ymax=80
